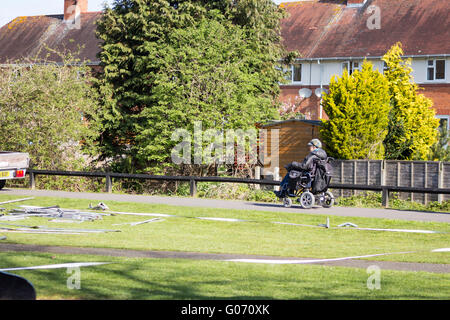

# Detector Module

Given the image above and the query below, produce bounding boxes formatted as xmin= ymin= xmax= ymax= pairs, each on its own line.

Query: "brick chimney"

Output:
xmin=347 ymin=0 xmax=367 ymax=7
xmin=64 ymin=0 xmax=88 ymax=20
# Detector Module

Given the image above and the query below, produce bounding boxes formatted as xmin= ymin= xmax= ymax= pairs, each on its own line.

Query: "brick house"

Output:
xmin=279 ymin=0 xmax=450 ymax=128
xmin=1 ymin=0 xmax=449 ymax=126
xmin=0 ymin=0 xmax=101 ymax=67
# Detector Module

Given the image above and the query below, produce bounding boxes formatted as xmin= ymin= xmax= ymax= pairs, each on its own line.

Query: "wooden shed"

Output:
xmin=260 ymin=119 xmax=322 ymax=178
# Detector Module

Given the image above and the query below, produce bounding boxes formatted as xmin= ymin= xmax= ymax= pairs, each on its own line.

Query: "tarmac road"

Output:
xmin=1 ymin=188 xmax=450 ymax=223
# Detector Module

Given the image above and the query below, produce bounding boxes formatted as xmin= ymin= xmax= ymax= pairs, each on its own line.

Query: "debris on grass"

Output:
xmin=10 ymin=205 xmax=104 ymax=221
xmin=0 ymin=226 xmax=119 ymax=234
xmin=0 ymin=221 xmax=120 ymax=234
xmin=113 ymin=218 xmax=165 ymax=226
xmin=88 ymin=202 xmax=109 ymax=211
xmin=338 ymin=222 xmax=358 ymax=228
xmin=90 ymin=210 xmax=174 ymax=218
xmin=0 ymin=197 xmax=34 ymax=205
xmin=48 ymin=219 xmax=83 ymax=224
xmin=0 ymin=215 xmax=28 ymax=221
xmin=318 ymin=217 xmax=330 ymax=228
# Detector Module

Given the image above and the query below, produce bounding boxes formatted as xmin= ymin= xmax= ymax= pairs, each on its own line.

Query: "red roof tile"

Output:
xmin=1 ymin=0 xmax=448 ymax=64
xmin=0 ymin=12 xmax=102 ymax=64
xmin=280 ymin=0 xmax=450 ymax=58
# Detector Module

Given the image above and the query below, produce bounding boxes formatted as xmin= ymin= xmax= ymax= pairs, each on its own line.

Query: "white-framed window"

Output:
xmin=436 ymin=115 xmax=450 ymax=131
xmin=292 ymin=64 xmax=302 ymax=83
xmin=342 ymin=61 xmax=360 ymax=75
xmin=281 ymin=63 xmax=302 ymax=84
xmin=427 ymin=59 xmax=446 ymax=81
xmin=285 ymin=63 xmax=302 ymax=83
xmin=383 ymin=61 xmax=389 ymax=74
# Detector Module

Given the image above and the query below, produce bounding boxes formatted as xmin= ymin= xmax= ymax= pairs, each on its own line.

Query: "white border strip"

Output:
xmin=225 ymin=252 xmax=414 ymax=264
xmin=0 ymin=262 xmax=111 ymax=272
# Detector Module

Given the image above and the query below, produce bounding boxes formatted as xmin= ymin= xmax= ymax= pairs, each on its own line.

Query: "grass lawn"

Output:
xmin=0 ymin=251 xmax=449 ymax=300
xmin=0 ymin=195 xmax=449 ymax=265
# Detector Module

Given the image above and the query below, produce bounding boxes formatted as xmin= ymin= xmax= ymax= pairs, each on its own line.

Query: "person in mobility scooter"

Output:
xmin=274 ymin=139 xmax=335 ymax=209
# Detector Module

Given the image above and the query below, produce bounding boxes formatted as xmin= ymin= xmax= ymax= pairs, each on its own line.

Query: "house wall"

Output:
xmin=281 ymin=57 xmax=450 ymax=120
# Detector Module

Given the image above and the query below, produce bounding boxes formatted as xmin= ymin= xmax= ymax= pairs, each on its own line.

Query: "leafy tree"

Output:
xmin=0 ymin=52 xmax=102 ymax=171
xmin=429 ymin=123 xmax=450 ymax=161
xmin=382 ymin=43 xmax=439 ymax=160
xmin=95 ymin=0 xmax=288 ymax=174
xmin=320 ymin=61 xmax=391 ymax=159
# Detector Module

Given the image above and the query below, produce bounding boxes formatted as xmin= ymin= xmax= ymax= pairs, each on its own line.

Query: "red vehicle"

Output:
xmin=0 ymin=152 xmax=30 ymax=190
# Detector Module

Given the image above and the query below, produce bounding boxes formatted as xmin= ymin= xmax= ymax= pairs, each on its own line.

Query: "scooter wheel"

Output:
xmin=321 ymin=191 xmax=335 ymax=208
xmin=299 ymin=191 xmax=315 ymax=209
xmin=283 ymin=198 xmax=292 ymax=208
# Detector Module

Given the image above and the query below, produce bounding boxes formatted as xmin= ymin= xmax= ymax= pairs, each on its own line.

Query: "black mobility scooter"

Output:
xmin=275 ymin=157 xmax=335 ymax=209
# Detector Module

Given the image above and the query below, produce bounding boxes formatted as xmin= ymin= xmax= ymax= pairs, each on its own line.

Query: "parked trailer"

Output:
xmin=0 ymin=152 xmax=30 ymax=190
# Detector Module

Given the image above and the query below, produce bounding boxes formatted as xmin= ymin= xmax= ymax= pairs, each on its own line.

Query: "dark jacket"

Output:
xmin=289 ymin=148 xmax=327 ymax=172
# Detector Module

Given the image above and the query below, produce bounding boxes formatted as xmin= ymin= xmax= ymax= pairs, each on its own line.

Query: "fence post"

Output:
xmin=273 ymin=166 xmax=280 ymax=191
xmin=410 ymin=162 xmax=414 ymax=202
xmin=106 ymin=174 xmax=112 ymax=194
xmin=190 ymin=179 xmax=197 ymax=197
xmin=366 ymin=161 xmax=370 ymax=185
xmin=438 ymin=162 xmax=444 ymax=203
xmin=340 ymin=161 xmax=344 ymax=198
xmin=382 ymin=187 xmax=389 ymax=208
xmin=29 ymin=170 xmax=35 ymax=190
xmin=424 ymin=162 xmax=428 ymax=205
xmin=380 ymin=160 xmax=386 ymax=186
xmin=254 ymin=166 xmax=261 ymax=190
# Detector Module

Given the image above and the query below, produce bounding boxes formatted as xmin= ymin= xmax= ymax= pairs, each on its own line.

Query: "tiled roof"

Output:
xmin=0 ymin=0 xmax=448 ymax=64
xmin=280 ymin=0 xmax=450 ymax=58
xmin=0 ymin=12 xmax=102 ymax=64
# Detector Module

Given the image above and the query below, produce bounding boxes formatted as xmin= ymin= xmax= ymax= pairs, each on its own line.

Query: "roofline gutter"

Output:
xmin=290 ymin=54 xmax=450 ymax=62
xmin=261 ymin=119 xmax=322 ymax=128
xmin=0 ymin=61 xmax=101 ymax=67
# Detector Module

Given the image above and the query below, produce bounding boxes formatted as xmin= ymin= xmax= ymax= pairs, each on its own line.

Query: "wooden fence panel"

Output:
xmin=331 ymin=160 xmax=450 ymax=204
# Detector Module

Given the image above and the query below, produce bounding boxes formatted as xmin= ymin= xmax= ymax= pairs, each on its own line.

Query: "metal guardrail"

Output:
xmin=26 ymin=169 xmax=450 ymax=208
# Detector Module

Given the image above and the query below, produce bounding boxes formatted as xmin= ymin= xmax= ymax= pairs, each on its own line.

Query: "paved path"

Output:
xmin=2 ymin=188 xmax=450 ymax=223
xmin=0 ymin=243 xmax=448 ymax=274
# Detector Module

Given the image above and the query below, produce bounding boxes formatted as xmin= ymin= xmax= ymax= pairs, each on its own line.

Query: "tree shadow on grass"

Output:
xmin=0 ymin=253 xmax=447 ymax=300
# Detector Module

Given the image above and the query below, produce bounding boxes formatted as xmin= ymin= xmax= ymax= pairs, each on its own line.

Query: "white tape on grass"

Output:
xmin=1 ymin=230 xmax=82 ymax=235
xmin=196 ymin=217 xmax=246 ymax=222
xmin=0 ymin=262 xmax=111 ymax=272
xmin=113 ymin=218 xmax=164 ymax=226
xmin=226 ymin=248 xmax=449 ymax=265
xmin=353 ymin=227 xmax=443 ymax=234
xmin=272 ymin=221 xmax=322 ymax=228
xmin=103 ymin=211 xmax=174 ymax=218
xmin=225 ymin=252 xmax=414 ymax=265
xmin=432 ymin=248 xmax=450 ymax=252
